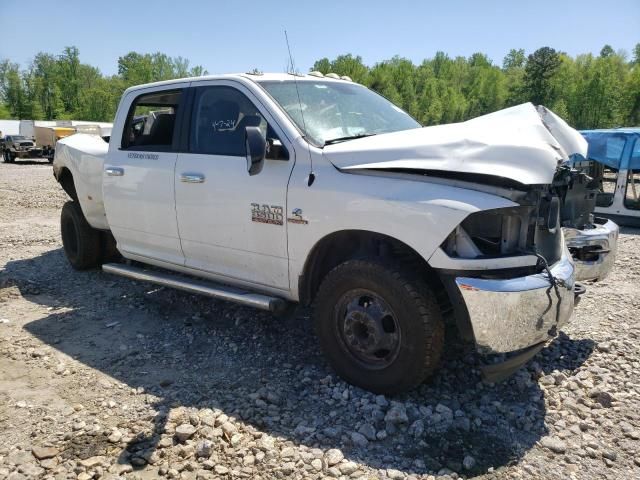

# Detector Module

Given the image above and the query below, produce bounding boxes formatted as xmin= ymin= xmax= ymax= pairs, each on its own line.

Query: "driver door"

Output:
xmin=174 ymin=81 xmax=295 ymax=290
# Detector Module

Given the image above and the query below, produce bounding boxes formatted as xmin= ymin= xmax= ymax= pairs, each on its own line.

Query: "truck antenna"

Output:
xmin=285 ymin=30 xmax=315 ymax=186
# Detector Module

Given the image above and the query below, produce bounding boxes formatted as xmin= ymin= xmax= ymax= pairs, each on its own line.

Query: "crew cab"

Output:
xmin=2 ymin=134 xmax=43 ymax=162
xmin=54 ymin=73 xmax=602 ymax=393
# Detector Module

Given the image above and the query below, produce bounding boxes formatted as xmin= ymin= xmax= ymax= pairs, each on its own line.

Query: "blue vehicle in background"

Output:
xmin=578 ymin=128 xmax=640 ymax=227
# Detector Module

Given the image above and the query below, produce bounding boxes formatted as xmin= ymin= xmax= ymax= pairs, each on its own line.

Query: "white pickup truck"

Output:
xmin=52 ymin=72 xmax=617 ymax=393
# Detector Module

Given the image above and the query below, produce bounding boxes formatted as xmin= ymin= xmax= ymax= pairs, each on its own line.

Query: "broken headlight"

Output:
xmin=444 ymin=206 xmax=537 ymax=259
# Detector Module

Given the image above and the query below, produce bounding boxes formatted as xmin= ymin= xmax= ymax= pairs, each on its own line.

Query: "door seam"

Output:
xmin=173 ymin=153 xmax=186 ymax=265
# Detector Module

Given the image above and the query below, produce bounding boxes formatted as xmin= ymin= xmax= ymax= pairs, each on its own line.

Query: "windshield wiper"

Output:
xmin=323 ymin=133 xmax=376 ymax=146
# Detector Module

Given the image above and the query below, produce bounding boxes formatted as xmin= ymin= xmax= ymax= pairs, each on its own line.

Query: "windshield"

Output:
xmin=258 ymin=80 xmax=421 ymax=145
xmin=11 ymin=136 xmax=26 ymax=141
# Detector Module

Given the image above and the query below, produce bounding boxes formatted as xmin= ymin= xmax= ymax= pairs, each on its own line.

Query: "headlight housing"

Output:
xmin=444 ymin=206 xmax=537 ymax=258
xmin=443 ymin=197 xmax=563 ymax=267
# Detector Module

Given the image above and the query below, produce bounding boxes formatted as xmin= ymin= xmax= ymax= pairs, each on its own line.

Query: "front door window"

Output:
xmin=190 ymin=86 xmax=267 ymax=156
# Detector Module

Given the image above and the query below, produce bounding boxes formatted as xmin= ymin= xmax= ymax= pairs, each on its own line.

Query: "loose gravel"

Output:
xmin=0 ymin=159 xmax=639 ymax=479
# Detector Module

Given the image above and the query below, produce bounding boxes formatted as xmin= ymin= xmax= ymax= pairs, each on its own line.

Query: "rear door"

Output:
xmin=174 ymin=80 xmax=295 ymax=290
xmin=103 ymin=84 xmax=188 ymax=265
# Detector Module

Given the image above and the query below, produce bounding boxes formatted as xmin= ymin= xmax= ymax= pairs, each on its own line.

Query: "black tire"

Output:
xmin=3 ymin=151 xmax=14 ymax=163
xmin=60 ymin=201 xmax=101 ymax=270
xmin=313 ymin=260 xmax=444 ymax=394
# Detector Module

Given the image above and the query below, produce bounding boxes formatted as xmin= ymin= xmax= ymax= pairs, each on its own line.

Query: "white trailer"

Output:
xmin=0 ymin=120 xmax=20 ymax=137
xmin=19 ymin=120 xmax=57 ymax=139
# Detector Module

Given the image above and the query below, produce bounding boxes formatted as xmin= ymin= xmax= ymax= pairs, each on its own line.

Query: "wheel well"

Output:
xmin=299 ymin=230 xmax=440 ymax=303
xmin=56 ymin=167 xmax=78 ymax=201
xmin=299 ymin=230 xmax=473 ymax=341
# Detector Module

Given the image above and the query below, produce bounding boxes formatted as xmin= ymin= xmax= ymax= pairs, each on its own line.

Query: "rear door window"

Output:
xmin=121 ymin=89 xmax=183 ymax=151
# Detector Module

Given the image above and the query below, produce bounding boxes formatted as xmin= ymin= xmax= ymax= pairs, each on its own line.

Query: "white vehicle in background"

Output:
xmin=52 ymin=72 xmax=610 ymax=393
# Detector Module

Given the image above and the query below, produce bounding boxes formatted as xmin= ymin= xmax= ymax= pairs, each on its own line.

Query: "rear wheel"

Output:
xmin=100 ymin=230 xmax=121 ymax=263
xmin=313 ymin=260 xmax=444 ymax=394
xmin=60 ymin=201 xmax=101 ymax=270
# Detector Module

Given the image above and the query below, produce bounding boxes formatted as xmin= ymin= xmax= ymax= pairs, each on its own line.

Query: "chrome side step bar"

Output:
xmin=102 ymin=263 xmax=287 ymax=314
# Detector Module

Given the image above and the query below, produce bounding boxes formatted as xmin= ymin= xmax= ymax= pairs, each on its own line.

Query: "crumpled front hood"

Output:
xmin=323 ymin=103 xmax=587 ymax=186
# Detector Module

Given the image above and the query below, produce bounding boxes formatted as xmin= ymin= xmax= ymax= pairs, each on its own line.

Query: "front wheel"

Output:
xmin=313 ymin=260 xmax=444 ymax=394
xmin=60 ymin=201 xmax=102 ymax=270
xmin=3 ymin=151 xmax=14 ymax=163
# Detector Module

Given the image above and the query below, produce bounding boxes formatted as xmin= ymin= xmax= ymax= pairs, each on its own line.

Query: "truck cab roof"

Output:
xmin=122 ymin=72 xmax=352 ymax=94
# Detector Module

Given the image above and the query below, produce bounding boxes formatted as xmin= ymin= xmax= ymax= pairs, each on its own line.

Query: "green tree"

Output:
xmin=1 ymin=44 xmax=639 ymax=128
xmin=31 ymin=53 xmax=64 ymax=119
xmin=189 ymin=65 xmax=207 ymax=77
xmin=118 ymin=51 xmax=207 ymax=87
xmin=626 ymin=65 xmax=640 ymax=125
xmin=0 ymin=102 xmax=11 ymax=119
xmin=600 ymin=45 xmax=615 ymax=58
xmin=311 ymin=54 xmax=368 ymax=84
xmin=503 ymin=49 xmax=526 ymax=69
xmin=502 ymin=50 xmax=527 ymax=106
xmin=58 ymin=46 xmax=81 ymax=113
xmin=0 ymin=60 xmax=31 ymax=118
xmin=311 ymin=57 xmax=331 ymax=74
xmin=523 ymin=47 xmax=561 ymax=106
xmin=118 ymin=52 xmax=154 ymax=85
xmin=633 ymin=43 xmax=640 ymax=64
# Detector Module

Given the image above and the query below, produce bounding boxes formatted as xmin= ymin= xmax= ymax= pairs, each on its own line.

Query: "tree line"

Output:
xmin=1 ymin=44 xmax=639 ymax=129
xmin=313 ymin=45 xmax=640 ymax=129
xmin=0 ymin=47 xmax=207 ymax=123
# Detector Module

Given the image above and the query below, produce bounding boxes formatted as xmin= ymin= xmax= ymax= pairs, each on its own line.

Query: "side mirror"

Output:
xmin=245 ymin=126 xmax=266 ymax=176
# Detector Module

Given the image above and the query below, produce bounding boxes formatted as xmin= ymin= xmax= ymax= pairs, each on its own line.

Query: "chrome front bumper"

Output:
xmin=564 ymin=218 xmax=619 ymax=281
xmin=455 ymin=242 xmax=576 ymax=354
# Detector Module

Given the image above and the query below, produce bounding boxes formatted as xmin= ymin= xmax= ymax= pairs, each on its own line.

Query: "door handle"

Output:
xmin=180 ymin=173 xmax=205 ymax=183
xmin=105 ymin=167 xmax=124 ymax=177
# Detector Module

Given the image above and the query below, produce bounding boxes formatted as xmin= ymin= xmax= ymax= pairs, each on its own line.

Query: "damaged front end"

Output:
xmin=431 ymin=164 xmax=617 ymax=378
xmin=434 ymin=178 xmax=578 ymax=362
xmin=327 ymin=102 xmax=612 ymax=379
xmin=554 ymin=165 xmax=619 ymax=281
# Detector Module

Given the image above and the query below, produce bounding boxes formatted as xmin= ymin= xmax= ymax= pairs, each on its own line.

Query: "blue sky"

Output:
xmin=1 ymin=0 xmax=638 ymax=75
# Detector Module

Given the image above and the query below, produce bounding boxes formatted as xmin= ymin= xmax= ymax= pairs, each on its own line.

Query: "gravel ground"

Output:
xmin=1 ymin=160 xmax=639 ymax=480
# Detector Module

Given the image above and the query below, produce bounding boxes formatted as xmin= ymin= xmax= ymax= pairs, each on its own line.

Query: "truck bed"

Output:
xmin=53 ymin=134 xmax=110 ymax=230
